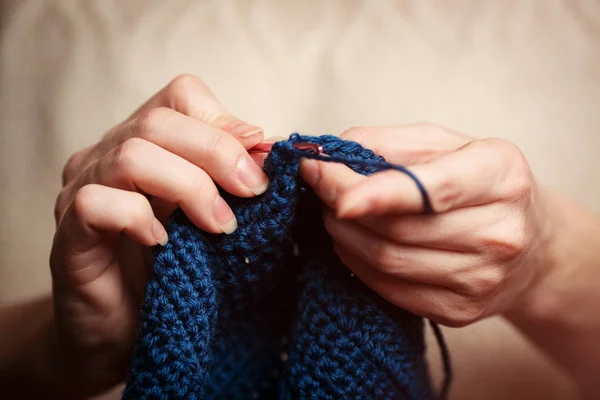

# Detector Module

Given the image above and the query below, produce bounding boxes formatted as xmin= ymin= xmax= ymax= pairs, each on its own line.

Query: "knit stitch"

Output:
xmin=123 ymin=134 xmax=438 ymax=399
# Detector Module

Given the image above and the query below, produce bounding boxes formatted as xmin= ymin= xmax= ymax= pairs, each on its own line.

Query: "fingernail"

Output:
xmin=237 ymin=154 xmax=269 ymax=195
xmin=229 ymin=121 xmax=263 ymax=138
xmin=213 ymin=196 xmax=238 ymax=234
xmin=152 ymin=218 xmax=169 ymax=246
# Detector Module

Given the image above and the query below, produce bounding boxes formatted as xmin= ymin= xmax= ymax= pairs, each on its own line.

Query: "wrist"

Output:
xmin=504 ymin=187 xmax=598 ymax=325
xmin=503 ymin=188 xmax=600 ymax=396
xmin=505 ymin=186 xmax=566 ymax=322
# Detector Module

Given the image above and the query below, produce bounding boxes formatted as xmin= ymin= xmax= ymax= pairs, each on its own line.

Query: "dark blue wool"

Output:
xmin=123 ymin=134 xmax=446 ymax=400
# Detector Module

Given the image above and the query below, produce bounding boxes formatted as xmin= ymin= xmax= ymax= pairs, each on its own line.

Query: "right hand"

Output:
xmin=49 ymin=74 xmax=268 ymax=395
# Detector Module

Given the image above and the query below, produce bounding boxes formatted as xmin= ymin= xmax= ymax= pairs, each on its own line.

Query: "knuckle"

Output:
xmin=187 ymin=171 xmax=212 ymax=199
xmin=165 ymin=75 xmax=195 ymax=107
xmin=508 ymin=172 xmax=533 ymax=202
xmin=133 ymin=107 xmax=170 ymax=139
xmin=171 ymin=168 xmax=216 ymax=208
xmin=443 ymin=297 xmax=486 ymax=328
xmin=169 ymin=73 xmax=204 ymax=95
xmin=430 ymin=178 xmax=459 ymax=213
xmin=462 ymin=268 xmax=504 ymax=300
xmin=204 ymin=131 xmax=230 ymax=156
xmin=500 ymin=232 xmax=528 ymax=261
xmin=370 ymin=241 xmax=402 ymax=273
xmin=468 ymin=137 xmax=506 ymax=156
xmin=479 ymin=138 xmax=533 ymax=201
xmin=476 ymin=136 xmax=509 ymax=149
xmin=481 ymin=218 xmax=529 ymax=261
xmin=112 ymin=138 xmax=146 ymax=173
xmin=481 ymin=137 xmax=518 ymax=153
xmin=72 ymin=184 xmax=101 ymax=219
xmin=480 ymin=236 xmax=521 ymax=261
xmin=468 ymin=138 xmax=508 ymax=171
xmin=506 ymin=218 xmax=529 ymax=256
xmin=508 ymin=159 xmax=533 ymax=201
xmin=166 ymin=74 xmax=215 ymax=116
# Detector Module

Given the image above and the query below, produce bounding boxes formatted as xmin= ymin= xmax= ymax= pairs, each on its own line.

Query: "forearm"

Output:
xmin=505 ymin=189 xmax=600 ymax=399
xmin=0 ymin=296 xmax=76 ymax=399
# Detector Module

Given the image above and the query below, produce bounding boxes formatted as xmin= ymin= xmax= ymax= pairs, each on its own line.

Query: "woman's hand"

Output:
xmin=300 ymin=124 xmax=551 ymax=327
xmin=49 ymin=74 xmax=269 ymax=395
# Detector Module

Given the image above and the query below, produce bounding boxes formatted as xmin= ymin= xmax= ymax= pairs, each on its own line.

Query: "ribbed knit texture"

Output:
xmin=122 ymin=134 xmax=435 ymax=399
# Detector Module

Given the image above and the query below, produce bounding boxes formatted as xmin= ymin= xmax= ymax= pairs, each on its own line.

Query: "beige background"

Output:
xmin=1 ymin=0 xmax=599 ymax=398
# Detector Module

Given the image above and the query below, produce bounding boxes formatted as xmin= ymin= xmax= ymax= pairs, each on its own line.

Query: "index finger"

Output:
xmin=127 ymin=74 xmax=263 ymax=146
xmin=337 ymin=138 xmax=531 ymax=218
xmin=340 ymin=123 xmax=471 ymax=166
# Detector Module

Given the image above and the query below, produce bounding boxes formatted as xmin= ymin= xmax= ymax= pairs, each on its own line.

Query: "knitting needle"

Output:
xmin=248 ymin=142 xmax=323 ymax=155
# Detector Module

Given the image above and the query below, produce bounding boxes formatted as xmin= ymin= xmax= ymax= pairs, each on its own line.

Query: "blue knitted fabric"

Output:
xmin=122 ymin=134 xmax=435 ymax=399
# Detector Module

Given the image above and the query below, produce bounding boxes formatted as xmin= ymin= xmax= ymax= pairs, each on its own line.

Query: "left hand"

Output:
xmin=299 ymin=123 xmax=551 ymax=327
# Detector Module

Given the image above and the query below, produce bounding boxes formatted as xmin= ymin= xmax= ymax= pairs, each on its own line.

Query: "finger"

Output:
xmin=62 ymin=184 xmax=166 ymax=253
xmin=340 ymin=123 xmax=471 ymax=165
xmin=250 ymin=151 xmax=269 ymax=168
xmin=356 ymin=202 xmax=510 ymax=252
xmin=52 ymin=185 xmax=165 ymax=285
xmin=298 ymin=158 xmax=366 ymax=209
xmin=72 ymin=138 xmax=238 ymax=235
xmin=323 ymin=209 xmax=478 ymax=287
xmin=337 ymin=138 xmax=527 ymax=217
xmin=334 ymin=244 xmax=483 ymax=327
xmin=93 ymin=108 xmax=269 ymax=198
xmin=127 ymin=74 xmax=264 ymax=145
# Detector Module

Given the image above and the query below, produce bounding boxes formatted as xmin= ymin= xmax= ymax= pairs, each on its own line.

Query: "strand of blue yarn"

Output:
xmin=288 ymin=134 xmax=452 ymax=400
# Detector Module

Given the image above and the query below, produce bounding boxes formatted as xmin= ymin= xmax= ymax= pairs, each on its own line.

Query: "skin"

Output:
xmin=299 ymin=126 xmax=600 ymax=399
xmin=2 ymin=74 xmax=269 ymax=398
xmin=0 ymin=75 xmax=599 ymax=399
xmin=299 ymin=125 xmax=541 ymax=326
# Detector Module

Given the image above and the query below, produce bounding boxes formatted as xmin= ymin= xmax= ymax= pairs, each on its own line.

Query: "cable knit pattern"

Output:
xmin=122 ymin=134 xmax=435 ymax=400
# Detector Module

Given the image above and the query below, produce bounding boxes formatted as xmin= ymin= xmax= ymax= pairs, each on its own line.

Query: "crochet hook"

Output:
xmin=249 ymin=141 xmax=323 ymax=155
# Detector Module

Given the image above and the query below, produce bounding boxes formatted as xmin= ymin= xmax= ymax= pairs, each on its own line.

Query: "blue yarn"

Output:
xmin=122 ymin=134 xmax=448 ymax=399
xmin=291 ymin=149 xmax=434 ymax=214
